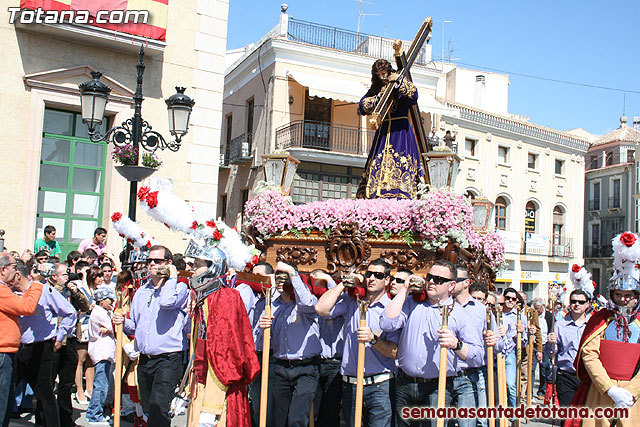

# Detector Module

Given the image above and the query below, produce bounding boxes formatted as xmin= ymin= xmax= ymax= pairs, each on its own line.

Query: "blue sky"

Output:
xmin=227 ymin=0 xmax=640 ymax=137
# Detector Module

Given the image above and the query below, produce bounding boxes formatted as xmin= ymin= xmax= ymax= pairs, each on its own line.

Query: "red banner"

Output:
xmin=20 ymin=0 xmax=168 ymax=42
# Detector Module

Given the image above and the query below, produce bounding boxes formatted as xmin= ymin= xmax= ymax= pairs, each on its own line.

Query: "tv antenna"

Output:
xmin=356 ymin=0 xmax=379 ymax=40
xmin=440 ymin=19 xmax=452 ymax=62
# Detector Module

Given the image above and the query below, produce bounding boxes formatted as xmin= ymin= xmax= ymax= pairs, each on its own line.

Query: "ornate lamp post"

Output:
xmin=423 ymin=136 xmax=461 ymax=190
xmin=262 ymin=152 xmax=300 ymax=195
xmin=78 ymin=45 xmax=194 ymax=220
xmin=471 ymin=194 xmax=495 ymax=233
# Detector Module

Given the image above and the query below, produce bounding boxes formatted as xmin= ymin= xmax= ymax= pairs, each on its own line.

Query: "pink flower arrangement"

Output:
xmin=244 ymin=189 xmax=505 ymax=271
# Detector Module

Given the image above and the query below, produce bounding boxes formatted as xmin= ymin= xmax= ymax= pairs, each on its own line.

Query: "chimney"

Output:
xmin=634 ymin=117 xmax=640 ymax=130
xmin=474 ymin=75 xmax=485 ymax=110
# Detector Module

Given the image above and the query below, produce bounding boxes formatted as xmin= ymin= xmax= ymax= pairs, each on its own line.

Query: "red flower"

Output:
xmin=191 ymin=221 xmax=198 ymax=230
xmin=571 ymin=264 xmax=581 ymax=273
xmin=251 ymin=254 xmax=260 ymax=265
xmin=140 ymin=233 xmax=145 ymax=237
xmin=212 ymin=229 xmax=223 ymax=240
xmin=164 ymin=223 xmax=171 ymax=229
xmin=206 ymin=220 xmax=216 ymax=228
xmin=232 ymin=227 xmax=238 ymax=232
xmin=126 ymin=238 xmax=132 ymax=243
xmin=146 ymin=191 xmax=159 ymax=209
xmin=137 ymin=186 xmax=150 ymax=201
xmin=621 ymin=232 xmax=637 ymax=247
xmin=145 ymin=240 xmax=151 ymax=248
xmin=111 ymin=212 xmax=123 ymax=222
xmin=119 ymin=233 xmax=125 ymax=238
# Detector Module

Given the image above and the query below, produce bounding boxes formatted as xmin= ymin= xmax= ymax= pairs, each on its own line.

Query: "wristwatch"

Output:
xmin=454 ymin=339 xmax=464 ymax=351
xmin=370 ymin=334 xmax=379 ymax=346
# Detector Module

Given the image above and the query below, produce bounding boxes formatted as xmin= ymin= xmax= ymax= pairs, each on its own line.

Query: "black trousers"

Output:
xmin=556 ymin=369 xmax=580 ymax=407
xmin=57 ymin=338 xmax=78 ymax=427
xmin=250 ymin=352 xmax=276 ymax=427
xmin=17 ymin=340 xmax=60 ymax=427
xmin=272 ymin=357 xmax=320 ymax=427
xmin=137 ymin=352 xmax=183 ymax=427
xmin=313 ymin=358 xmax=342 ymax=427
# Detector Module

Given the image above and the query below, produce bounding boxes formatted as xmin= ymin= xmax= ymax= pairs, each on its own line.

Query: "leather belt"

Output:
xmin=455 ymin=366 xmax=483 ymax=377
xmin=275 ymin=356 xmax=320 ymax=367
xmin=342 ymin=372 xmax=392 ymax=386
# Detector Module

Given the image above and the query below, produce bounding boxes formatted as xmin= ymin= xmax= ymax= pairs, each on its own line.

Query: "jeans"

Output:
xmin=313 ymin=358 xmax=342 ymax=427
xmin=137 ymin=352 xmax=184 ymax=427
xmin=473 ymin=368 xmax=488 ymax=427
xmin=450 ymin=368 xmax=484 ymax=427
xmin=534 ymin=351 xmax=550 ymax=395
xmin=395 ymin=371 xmax=453 ymax=427
xmin=0 ymin=353 xmax=15 ymax=427
xmin=342 ymin=379 xmax=393 ymax=427
xmin=504 ymin=351 xmax=517 ymax=408
xmin=86 ymin=360 xmax=114 ymax=422
xmin=250 ymin=352 xmax=276 ymax=427
xmin=272 ymin=358 xmax=319 ymax=427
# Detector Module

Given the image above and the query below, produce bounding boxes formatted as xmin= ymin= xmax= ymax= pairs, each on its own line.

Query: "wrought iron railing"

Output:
xmin=587 ymin=199 xmax=600 ymax=211
xmin=608 ymin=196 xmax=621 ymax=209
xmin=275 ymin=120 xmax=374 ymax=156
xmin=584 ymin=244 xmax=611 ymax=258
xmin=549 ymin=236 xmax=573 ymax=258
xmin=287 ymin=18 xmax=430 ymax=66
xmin=228 ymin=133 xmax=253 ymax=163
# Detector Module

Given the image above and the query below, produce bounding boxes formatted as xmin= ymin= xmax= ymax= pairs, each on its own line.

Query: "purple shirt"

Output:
xmin=123 ymin=278 xmax=189 ymax=356
xmin=547 ymin=314 xmax=588 ymax=373
xmin=235 ymin=283 xmax=257 ymax=315
xmin=325 ymin=293 xmax=398 ymax=377
xmin=19 ymin=282 xmax=77 ymax=344
xmin=255 ymin=275 xmax=321 ymax=360
xmin=318 ymin=280 xmax=344 ymax=359
xmin=380 ymin=297 xmax=479 ymax=379
xmin=457 ymin=297 xmax=487 ymax=370
xmin=501 ymin=309 xmax=528 ymax=355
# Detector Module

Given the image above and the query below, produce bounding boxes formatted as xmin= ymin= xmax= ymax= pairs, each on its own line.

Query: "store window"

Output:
xmin=36 ymin=108 xmax=107 ymax=256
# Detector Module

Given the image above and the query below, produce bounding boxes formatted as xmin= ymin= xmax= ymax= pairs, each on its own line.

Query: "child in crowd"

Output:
xmin=86 ymin=286 xmax=116 ymax=425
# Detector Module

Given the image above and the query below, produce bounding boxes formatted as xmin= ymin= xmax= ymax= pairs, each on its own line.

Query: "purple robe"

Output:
xmin=357 ymin=77 xmax=425 ymax=199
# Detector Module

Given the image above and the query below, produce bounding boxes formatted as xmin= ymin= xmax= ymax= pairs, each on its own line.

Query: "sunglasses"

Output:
xmin=498 ymin=302 xmax=506 ymax=306
xmin=426 ymin=274 xmax=452 ymax=285
xmin=570 ymin=299 xmax=588 ymax=305
xmin=365 ymin=271 xmax=386 ymax=280
xmin=504 ymin=296 xmax=518 ymax=302
xmin=392 ymin=277 xmax=405 ymax=284
xmin=147 ymin=258 xmax=169 ymax=265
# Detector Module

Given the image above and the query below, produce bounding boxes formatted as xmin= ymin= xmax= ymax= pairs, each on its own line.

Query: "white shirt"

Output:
xmin=88 ymin=305 xmax=116 ymax=364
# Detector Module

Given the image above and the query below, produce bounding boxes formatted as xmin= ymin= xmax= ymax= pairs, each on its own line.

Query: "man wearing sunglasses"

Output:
xmin=113 ymin=245 xmax=187 ymax=427
xmin=389 ymin=269 xmax=412 ymax=298
xmin=451 ymin=267 xmax=500 ymax=427
xmin=500 ymin=287 xmax=528 ymax=408
xmin=316 ymin=258 xmax=399 ymax=427
xmin=381 ymin=259 xmax=481 ymax=427
xmin=546 ymin=289 xmax=589 ymax=407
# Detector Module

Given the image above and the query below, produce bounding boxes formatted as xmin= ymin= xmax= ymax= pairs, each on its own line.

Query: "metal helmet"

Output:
xmin=608 ymin=273 xmax=640 ymax=316
xmin=186 ymin=241 xmax=228 ymax=301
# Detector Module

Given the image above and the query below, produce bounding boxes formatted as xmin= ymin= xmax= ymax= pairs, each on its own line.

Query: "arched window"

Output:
xmin=553 ymin=205 xmax=565 ymax=243
xmin=495 ymin=196 xmax=507 ymax=230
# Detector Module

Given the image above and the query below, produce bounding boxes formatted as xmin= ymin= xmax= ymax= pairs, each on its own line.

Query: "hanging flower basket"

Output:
xmin=115 ymin=165 xmax=157 ymax=182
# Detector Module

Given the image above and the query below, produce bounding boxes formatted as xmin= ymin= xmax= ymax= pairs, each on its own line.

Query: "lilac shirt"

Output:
xmin=88 ymin=305 xmax=116 ymax=364
xmin=501 ymin=309 xmax=529 ymax=355
xmin=547 ymin=314 xmax=588 ymax=373
xmin=380 ymin=296 xmax=479 ymax=379
xmin=19 ymin=282 xmax=77 ymax=344
xmin=123 ymin=278 xmax=189 ymax=356
xmin=255 ymin=275 xmax=321 ymax=360
xmin=77 ymin=238 xmax=107 ymax=256
xmin=236 ymin=283 xmax=258 ymax=315
xmin=456 ymin=297 xmax=487 ymax=370
xmin=325 ymin=293 xmax=398 ymax=377
xmin=319 ymin=280 xmax=344 ymax=359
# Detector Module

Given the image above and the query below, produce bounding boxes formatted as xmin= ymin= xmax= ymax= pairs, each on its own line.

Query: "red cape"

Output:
xmin=205 ymin=287 xmax=260 ymax=427
xmin=565 ymin=309 xmax=613 ymax=427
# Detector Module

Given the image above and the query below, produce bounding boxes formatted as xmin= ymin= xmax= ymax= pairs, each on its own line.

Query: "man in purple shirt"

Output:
xmin=258 ymin=261 xmax=321 ymax=427
xmin=15 ymin=260 xmax=77 ymax=427
xmin=316 ymin=258 xmax=399 ymax=427
xmin=113 ymin=245 xmax=188 ymax=427
xmin=546 ymin=289 xmax=589 ymax=406
xmin=382 ymin=259 xmax=480 ymax=427
xmin=500 ymin=287 xmax=527 ymax=408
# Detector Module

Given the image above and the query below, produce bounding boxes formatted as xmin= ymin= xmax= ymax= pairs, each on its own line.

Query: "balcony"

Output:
xmin=584 ymin=244 xmax=612 ymax=258
xmin=229 ymin=133 xmax=253 ymax=163
xmin=608 ymin=196 xmax=621 ymax=209
xmin=587 ymin=199 xmax=600 ymax=212
xmin=549 ymin=237 xmax=573 ymax=258
xmin=275 ymin=120 xmax=374 ymax=156
xmin=287 ymin=18 xmax=431 ymax=66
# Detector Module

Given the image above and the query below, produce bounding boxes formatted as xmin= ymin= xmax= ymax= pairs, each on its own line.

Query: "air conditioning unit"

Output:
xmin=241 ymin=142 xmax=251 ymax=159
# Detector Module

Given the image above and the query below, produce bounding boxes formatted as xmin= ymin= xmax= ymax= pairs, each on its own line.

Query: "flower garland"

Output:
xmin=110 ymin=212 xmax=160 ymax=249
xmin=244 ymin=189 xmax=505 ymax=271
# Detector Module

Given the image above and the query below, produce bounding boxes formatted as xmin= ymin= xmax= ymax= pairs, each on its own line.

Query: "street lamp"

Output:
xmin=470 ymin=194 xmax=494 ymax=233
xmin=78 ymin=45 xmax=194 ymax=220
xmin=262 ymin=152 xmax=300 ymax=195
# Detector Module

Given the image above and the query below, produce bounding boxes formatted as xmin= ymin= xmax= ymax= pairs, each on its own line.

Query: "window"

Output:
xmin=628 ymin=149 xmax=635 ymax=163
xmin=524 ymin=201 xmax=537 ymax=232
xmin=555 ymin=159 xmax=565 ymax=175
xmin=611 ymin=179 xmax=621 ymax=208
xmin=291 ymin=163 xmax=362 ymax=203
xmin=592 ymin=182 xmax=600 ymax=210
xmin=224 ymin=114 xmax=232 ymax=164
xmin=592 ymin=268 xmax=601 ymax=295
xmin=465 ymin=138 xmax=477 ymax=157
xmin=588 ymin=155 xmax=600 ymax=170
xmin=591 ymin=223 xmax=600 ymax=246
xmin=552 ymin=206 xmax=566 ymax=256
xmin=241 ymin=189 xmax=249 ymax=223
xmin=220 ymin=194 xmax=227 ymax=222
xmin=494 ymin=196 xmax=507 ymax=230
xmin=246 ymin=98 xmax=254 ymax=147
xmin=498 ymin=146 xmax=509 ymax=164
xmin=37 ymin=108 xmax=107 ymax=256
xmin=527 ymin=152 xmax=538 ymax=170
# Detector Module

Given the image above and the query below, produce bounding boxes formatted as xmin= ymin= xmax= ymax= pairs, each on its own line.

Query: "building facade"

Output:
xmin=1 ymin=0 xmax=228 ymax=256
xmin=220 ymin=8 xmax=589 ymax=299
xmin=584 ymin=117 xmax=640 ymax=295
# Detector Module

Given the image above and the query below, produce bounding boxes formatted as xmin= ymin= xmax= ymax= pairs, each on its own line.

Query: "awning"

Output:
xmin=286 ymin=69 xmax=368 ymax=104
xmin=495 ymin=278 xmax=512 ymax=283
xmin=418 ymin=95 xmax=460 ymax=117
xmin=521 ymin=280 xmax=539 ymax=284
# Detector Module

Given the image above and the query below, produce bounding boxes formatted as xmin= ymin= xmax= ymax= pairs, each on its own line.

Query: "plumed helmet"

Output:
xmin=187 ymin=242 xmax=228 ymax=300
xmin=609 ymin=232 xmax=640 ymax=292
